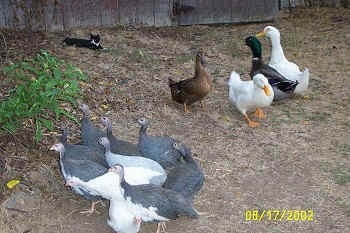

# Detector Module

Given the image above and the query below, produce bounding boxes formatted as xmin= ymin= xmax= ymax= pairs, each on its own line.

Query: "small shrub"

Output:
xmin=0 ymin=50 xmax=87 ymax=142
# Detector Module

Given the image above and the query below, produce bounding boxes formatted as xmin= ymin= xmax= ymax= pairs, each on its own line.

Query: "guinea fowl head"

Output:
xmin=108 ymin=164 xmax=125 ymax=183
xmin=137 ymin=117 xmax=149 ymax=127
xmin=49 ymin=143 xmax=65 ymax=153
xmin=173 ymin=142 xmax=191 ymax=158
xmin=79 ymin=103 xmax=90 ymax=116
xmin=101 ymin=116 xmax=111 ymax=128
xmin=98 ymin=137 xmax=110 ymax=147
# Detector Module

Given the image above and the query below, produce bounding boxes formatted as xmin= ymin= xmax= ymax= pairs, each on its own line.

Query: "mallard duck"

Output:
xmin=228 ymin=71 xmax=274 ymax=127
xmin=245 ymin=36 xmax=298 ymax=100
xmin=168 ymin=51 xmax=212 ymax=112
xmin=256 ymin=26 xmax=309 ymax=94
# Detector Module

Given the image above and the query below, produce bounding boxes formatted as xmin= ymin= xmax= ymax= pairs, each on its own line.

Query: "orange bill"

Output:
xmin=256 ymin=31 xmax=265 ymax=37
xmin=263 ymin=85 xmax=271 ymax=96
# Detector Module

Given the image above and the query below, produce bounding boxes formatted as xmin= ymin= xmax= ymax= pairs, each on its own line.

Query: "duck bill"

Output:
xmin=256 ymin=31 xmax=265 ymax=37
xmin=263 ymin=85 xmax=271 ymax=96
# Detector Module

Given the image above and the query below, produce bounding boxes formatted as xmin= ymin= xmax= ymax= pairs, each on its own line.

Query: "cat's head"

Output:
xmin=90 ymin=34 xmax=101 ymax=43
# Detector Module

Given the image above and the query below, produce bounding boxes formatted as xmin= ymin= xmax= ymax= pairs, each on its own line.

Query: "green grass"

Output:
xmin=332 ymin=167 xmax=350 ymax=185
xmin=0 ymin=50 xmax=87 ymax=142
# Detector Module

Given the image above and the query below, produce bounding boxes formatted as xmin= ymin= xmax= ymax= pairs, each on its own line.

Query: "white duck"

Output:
xmin=256 ymin=26 xmax=309 ymax=94
xmin=228 ymin=72 xmax=274 ymax=127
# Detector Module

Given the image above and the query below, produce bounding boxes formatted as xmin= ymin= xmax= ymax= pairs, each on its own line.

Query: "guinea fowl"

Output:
xmin=163 ymin=142 xmax=204 ymax=201
xmin=99 ymin=137 xmax=166 ymax=186
xmin=66 ymin=164 xmax=198 ymax=233
xmin=245 ymin=36 xmax=298 ymax=100
xmin=101 ymin=116 xmax=142 ymax=156
xmin=49 ymin=142 xmax=108 ymax=215
xmin=79 ymin=103 xmax=105 ymax=152
xmin=137 ymin=117 xmax=182 ymax=169
xmin=59 ymin=126 xmax=108 ymax=167
xmin=168 ymin=50 xmax=212 ymax=113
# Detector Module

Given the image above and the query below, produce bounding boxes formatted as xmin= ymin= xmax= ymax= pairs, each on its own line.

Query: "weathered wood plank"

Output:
xmin=0 ymin=0 xmax=279 ymax=31
xmin=154 ymin=0 xmax=172 ymax=26
xmin=119 ymin=0 xmax=137 ymax=25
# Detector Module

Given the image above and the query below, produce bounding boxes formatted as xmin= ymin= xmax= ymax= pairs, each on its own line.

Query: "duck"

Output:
xmin=163 ymin=142 xmax=204 ymax=201
xmin=101 ymin=116 xmax=142 ymax=156
xmin=256 ymin=26 xmax=309 ymax=94
xmin=99 ymin=137 xmax=167 ymax=186
xmin=137 ymin=117 xmax=182 ymax=169
xmin=168 ymin=50 xmax=212 ymax=112
xmin=66 ymin=164 xmax=198 ymax=233
xmin=245 ymin=36 xmax=298 ymax=100
xmin=49 ymin=142 xmax=107 ymax=215
xmin=228 ymin=71 xmax=274 ymax=127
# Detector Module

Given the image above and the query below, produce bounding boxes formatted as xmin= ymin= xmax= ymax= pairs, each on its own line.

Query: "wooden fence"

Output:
xmin=0 ymin=0 xmax=279 ymax=31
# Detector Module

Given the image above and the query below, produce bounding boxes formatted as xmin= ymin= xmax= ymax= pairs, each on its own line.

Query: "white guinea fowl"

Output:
xmin=228 ymin=72 xmax=274 ymax=127
xmin=99 ymin=137 xmax=167 ymax=186
xmin=256 ymin=26 xmax=309 ymax=94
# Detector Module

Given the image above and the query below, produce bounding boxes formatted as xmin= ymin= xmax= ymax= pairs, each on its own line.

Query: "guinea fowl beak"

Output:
xmin=256 ymin=31 xmax=265 ymax=37
xmin=49 ymin=145 xmax=55 ymax=151
xmin=263 ymin=85 xmax=271 ymax=96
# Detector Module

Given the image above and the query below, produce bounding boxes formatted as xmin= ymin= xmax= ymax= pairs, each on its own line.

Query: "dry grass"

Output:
xmin=0 ymin=7 xmax=350 ymax=233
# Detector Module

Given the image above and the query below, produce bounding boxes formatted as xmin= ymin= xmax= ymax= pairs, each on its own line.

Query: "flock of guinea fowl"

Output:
xmin=50 ymin=26 xmax=310 ymax=233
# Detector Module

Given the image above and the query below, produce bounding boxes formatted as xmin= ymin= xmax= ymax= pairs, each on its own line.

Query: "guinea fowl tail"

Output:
xmin=228 ymin=71 xmax=241 ymax=87
xmin=168 ymin=77 xmax=176 ymax=87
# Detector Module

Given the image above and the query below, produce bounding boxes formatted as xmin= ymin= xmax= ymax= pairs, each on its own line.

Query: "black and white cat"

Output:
xmin=63 ymin=34 xmax=103 ymax=50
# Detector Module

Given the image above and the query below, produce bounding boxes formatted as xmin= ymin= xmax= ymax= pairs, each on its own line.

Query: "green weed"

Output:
xmin=0 ymin=50 xmax=87 ymax=142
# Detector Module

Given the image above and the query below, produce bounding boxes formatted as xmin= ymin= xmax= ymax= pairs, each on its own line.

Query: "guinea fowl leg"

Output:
xmin=254 ymin=108 xmax=266 ymax=119
xmin=80 ymin=201 xmax=101 ymax=215
xmin=244 ymin=114 xmax=259 ymax=128
xmin=183 ymin=103 xmax=189 ymax=113
xmin=156 ymin=222 xmax=167 ymax=233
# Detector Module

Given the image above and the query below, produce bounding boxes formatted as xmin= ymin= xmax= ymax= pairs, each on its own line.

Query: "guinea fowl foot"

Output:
xmin=254 ymin=108 xmax=266 ymax=119
xmin=156 ymin=222 xmax=167 ymax=233
xmin=80 ymin=201 xmax=101 ymax=215
xmin=244 ymin=114 xmax=260 ymax=128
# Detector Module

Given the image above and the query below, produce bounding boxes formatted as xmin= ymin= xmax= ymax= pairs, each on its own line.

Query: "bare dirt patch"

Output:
xmin=1 ymin=7 xmax=349 ymax=233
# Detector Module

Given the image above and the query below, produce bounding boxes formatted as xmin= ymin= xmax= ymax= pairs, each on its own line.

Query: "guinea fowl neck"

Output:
xmin=103 ymin=142 xmax=111 ymax=154
xmin=106 ymin=121 xmax=113 ymax=137
xmin=139 ymin=124 xmax=148 ymax=136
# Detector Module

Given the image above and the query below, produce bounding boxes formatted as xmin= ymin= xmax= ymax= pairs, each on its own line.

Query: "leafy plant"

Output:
xmin=0 ymin=50 xmax=87 ymax=142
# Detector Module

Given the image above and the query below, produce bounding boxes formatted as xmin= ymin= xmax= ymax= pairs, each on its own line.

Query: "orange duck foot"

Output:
xmin=245 ymin=114 xmax=260 ymax=127
xmin=254 ymin=108 xmax=266 ymax=119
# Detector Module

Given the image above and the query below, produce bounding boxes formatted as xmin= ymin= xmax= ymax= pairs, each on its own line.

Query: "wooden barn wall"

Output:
xmin=0 ymin=0 xmax=279 ymax=31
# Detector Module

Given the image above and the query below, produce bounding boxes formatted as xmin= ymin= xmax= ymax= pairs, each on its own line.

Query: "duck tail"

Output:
xmin=294 ymin=68 xmax=309 ymax=94
xmin=228 ymin=71 xmax=241 ymax=87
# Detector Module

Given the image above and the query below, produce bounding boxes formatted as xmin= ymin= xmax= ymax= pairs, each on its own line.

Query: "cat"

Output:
xmin=63 ymin=34 xmax=103 ymax=50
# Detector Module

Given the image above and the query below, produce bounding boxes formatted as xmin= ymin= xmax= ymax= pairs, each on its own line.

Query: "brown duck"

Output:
xmin=168 ymin=51 xmax=212 ymax=112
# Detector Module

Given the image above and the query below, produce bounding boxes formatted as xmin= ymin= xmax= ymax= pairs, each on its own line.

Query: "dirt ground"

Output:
xmin=0 ymin=7 xmax=349 ymax=233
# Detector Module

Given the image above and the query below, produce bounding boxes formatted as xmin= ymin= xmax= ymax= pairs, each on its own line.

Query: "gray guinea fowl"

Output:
xmin=79 ymin=103 xmax=105 ymax=152
xmin=101 ymin=116 xmax=142 ymax=156
xmin=162 ymin=142 xmax=204 ymax=201
xmin=49 ymin=142 xmax=107 ymax=215
xmin=137 ymin=117 xmax=182 ymax=169
xmin=60 ymin=126 xmax=108 ymax=167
